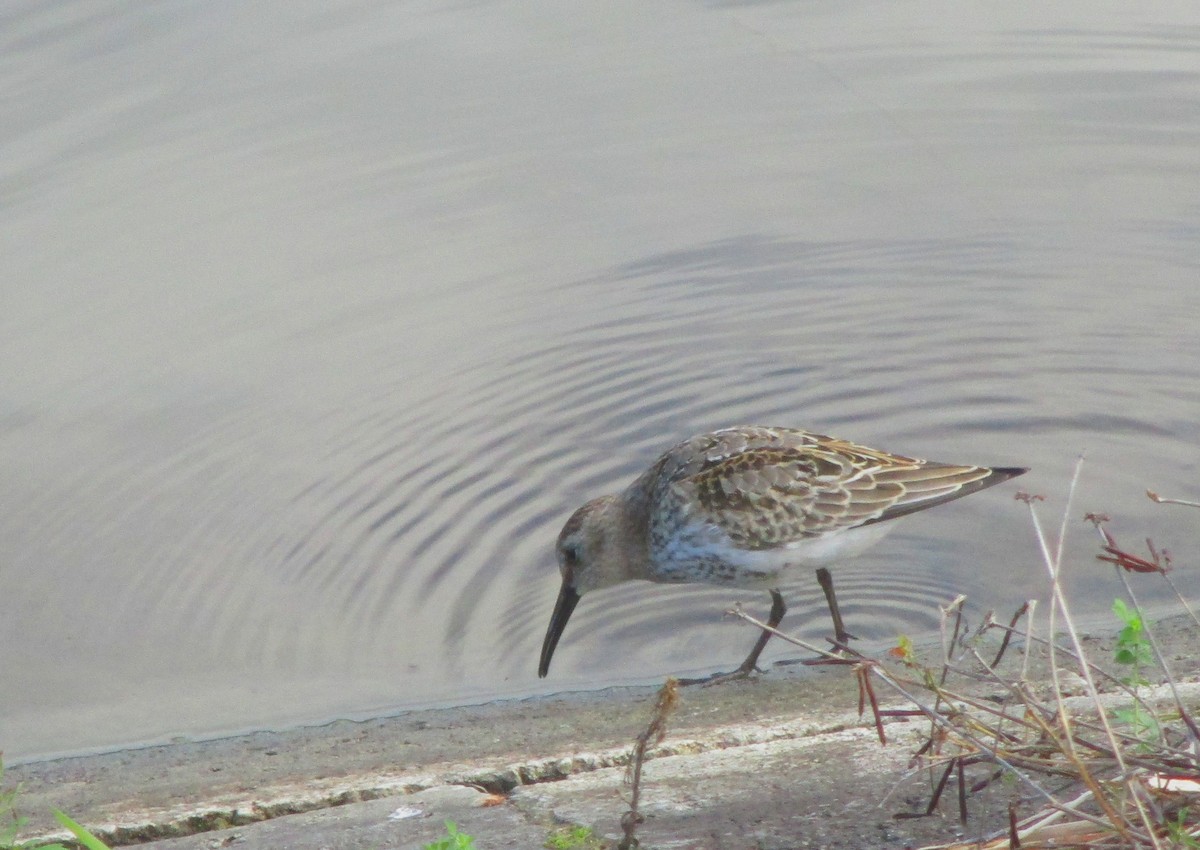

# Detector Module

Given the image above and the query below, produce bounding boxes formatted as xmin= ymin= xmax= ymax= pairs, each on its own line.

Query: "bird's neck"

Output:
xmin=605 ymin=490 xmax=653 ymax=582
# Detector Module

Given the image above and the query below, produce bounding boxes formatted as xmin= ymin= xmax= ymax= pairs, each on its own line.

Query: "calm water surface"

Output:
xmin=3 ymin=1 xmax=1199 ymax=760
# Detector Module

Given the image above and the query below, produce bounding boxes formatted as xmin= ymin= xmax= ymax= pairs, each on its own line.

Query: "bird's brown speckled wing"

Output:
xmin=642 ymin=427 xmax=1019 ymax=551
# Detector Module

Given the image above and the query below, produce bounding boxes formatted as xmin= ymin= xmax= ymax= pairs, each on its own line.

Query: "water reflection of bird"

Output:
xmin=538 ymin=426 xmax=1026 ymax=680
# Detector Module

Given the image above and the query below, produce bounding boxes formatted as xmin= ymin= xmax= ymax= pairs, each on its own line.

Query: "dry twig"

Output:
xmin=618 ymin=677 xmax=679 ymax=850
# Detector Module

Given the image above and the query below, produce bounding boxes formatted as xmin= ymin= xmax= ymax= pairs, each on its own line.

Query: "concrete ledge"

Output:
xmin=9 ymin=614 xmax=1199 ymax=850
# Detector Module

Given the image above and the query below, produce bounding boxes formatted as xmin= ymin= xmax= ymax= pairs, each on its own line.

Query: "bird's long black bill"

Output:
xmin=538 ymin=581 xmax=581 ymax=678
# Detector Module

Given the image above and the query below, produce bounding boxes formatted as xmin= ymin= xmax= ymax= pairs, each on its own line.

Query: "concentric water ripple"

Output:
xmin=5 ymin=2 xmax=1200 ymax=761
xmin=266 ymin=232 xmax=1194 ymax=693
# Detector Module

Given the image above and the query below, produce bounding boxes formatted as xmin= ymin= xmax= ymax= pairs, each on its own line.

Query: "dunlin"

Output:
xmin=538 ymin=426 xmax=1026 ymax=679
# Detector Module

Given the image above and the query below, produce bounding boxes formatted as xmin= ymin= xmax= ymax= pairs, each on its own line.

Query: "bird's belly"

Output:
xmin=650 ymin=521 xmax=898 ymax=587
xmin=782 ymin=521 xmax=896 ymax=564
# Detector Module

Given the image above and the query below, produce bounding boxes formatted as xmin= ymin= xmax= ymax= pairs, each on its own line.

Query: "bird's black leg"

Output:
xmin=815 ymin=567 xmax=855 ymax=646
xmin=734 ymin=588 xmax=786 ymax=675
xmin=680 ymin=588 xmax=786 ymax=686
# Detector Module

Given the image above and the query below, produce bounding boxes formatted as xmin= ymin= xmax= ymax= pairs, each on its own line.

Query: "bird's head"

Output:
xmin=538 ymin=495 xmax=629 ymax=677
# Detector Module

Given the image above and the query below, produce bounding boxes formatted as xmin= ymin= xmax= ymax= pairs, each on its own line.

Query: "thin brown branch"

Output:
xmin=618 ymin=678 xmax=679 ymax=850
xmin=1147 ymin=490 xmax=1200 ymax=509
xmin=990 ymin=601 xmax=1030 ymax=668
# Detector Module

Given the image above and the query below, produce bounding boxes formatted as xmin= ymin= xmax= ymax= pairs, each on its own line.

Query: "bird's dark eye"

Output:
xmin=561 ymin=543 xmax=579 ymax=566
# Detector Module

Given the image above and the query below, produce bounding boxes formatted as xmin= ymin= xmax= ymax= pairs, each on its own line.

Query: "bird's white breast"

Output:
xmin=650 ymin=519 xmax=899 ymax=587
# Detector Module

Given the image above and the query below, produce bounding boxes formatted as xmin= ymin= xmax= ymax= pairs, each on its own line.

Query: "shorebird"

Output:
xmin=537 ymin=426 xmax=1026 ymax=679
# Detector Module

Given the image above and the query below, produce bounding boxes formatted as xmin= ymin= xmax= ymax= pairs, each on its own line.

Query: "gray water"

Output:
xmin=3 ymin=0 xmax=1199 ymax=761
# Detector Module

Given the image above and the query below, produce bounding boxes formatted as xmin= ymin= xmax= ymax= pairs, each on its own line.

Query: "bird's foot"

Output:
xmin=677 ymin=659 xmax=762 ymax=687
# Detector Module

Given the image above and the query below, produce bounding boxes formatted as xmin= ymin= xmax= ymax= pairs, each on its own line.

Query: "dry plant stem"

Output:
xmin=1023 ymin=459 xmax=1161 ymax=849
xmin=956 ymin=759 xmax=967 ymax=825
xmin=894 ymin=758 xmax=964 ymax=821
xmin=946 ymin=608 xmax=1043 ymax=770
xmin=857 ymin=665 xmax=888 ymax=745
xmin=1146 ymin=490 xmax=1200 ymax=509
xmin=619 ymin=678 xmax=679 ymax=850
xmin=847 ymin=647 xmax=1064 ymax=806
xmin=988 ymin=601 xmax=1032 ymax=670
xmin=724 ymin=605 xmax=840 ymax=660
xmin=1020 ymin=600 xmax=1036 ymax=682
xmin=730 ymin=608 xmax=1103 ymax=816
xmin=891 ymin=633 xmax=1187 ymax=843
xmin=1093 ymin=516 xmax=1200 ymax=630
xmin=983 ymin=620 xmax=1159 ymax=712
xmin=1007 ymin=803 xmax=1020 ymax=848
xmin=1001 ymin=787 xmax=1114 ymax=849
xmin=1028 ymin=498 xmax=1145 ymax=844
xmin=950 ymin=649 xmax=1195 ymax=768
xmin=869 ymin=663 xmax=1108 ymax=828
xmin=923 ymin=774 xmax=1174 ymax=849
xmin=938 ymin=595 xmax=968 ymax=687
xmin=1160 ymin=571 xmax=1200 ymax=629
xmin=932 ymin=596 xmax=969 ymax=761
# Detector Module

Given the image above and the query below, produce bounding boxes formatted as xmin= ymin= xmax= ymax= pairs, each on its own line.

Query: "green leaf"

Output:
xmin=51 ymin=811 xmax=110 ymax=850
xmin=423 ymin=821 xmax=475 ymax=850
